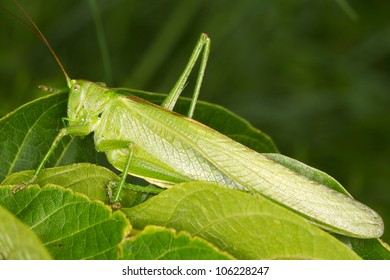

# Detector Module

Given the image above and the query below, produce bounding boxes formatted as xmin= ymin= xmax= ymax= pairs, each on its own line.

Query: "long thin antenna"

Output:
xmin=12 ymin=0 xmax=71 ymax=84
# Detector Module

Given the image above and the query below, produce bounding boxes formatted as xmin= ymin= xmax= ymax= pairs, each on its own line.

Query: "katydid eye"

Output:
xmin=73 ymin=84 xmax=81 ymax=91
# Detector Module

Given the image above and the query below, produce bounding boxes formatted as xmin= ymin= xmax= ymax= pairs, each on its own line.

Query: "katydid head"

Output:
xmin=67 ymin=79 xmax=112 ymax=132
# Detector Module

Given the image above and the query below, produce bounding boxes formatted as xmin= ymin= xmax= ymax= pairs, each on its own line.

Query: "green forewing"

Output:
xmin=109 ymin=95 xmax=383 ymax=238
xmin=116 ymin=88 xmax=279 ymax=153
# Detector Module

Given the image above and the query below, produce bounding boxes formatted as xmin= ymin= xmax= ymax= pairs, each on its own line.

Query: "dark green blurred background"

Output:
xmin=1 ymin=0 xmax=389 ymax=242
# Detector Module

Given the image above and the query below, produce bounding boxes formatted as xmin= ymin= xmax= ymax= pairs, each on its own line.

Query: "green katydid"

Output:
xmin=12 ymin=0 xmax=383 ymax=239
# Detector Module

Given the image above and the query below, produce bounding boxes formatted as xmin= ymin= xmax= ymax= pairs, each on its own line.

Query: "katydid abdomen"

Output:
xmin=94 ymin=93 xmax=383 ymax=239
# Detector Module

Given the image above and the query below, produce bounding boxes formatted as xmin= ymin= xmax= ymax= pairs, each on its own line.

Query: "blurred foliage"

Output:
xmin=0 ymin=0 xmax=389 ymax=242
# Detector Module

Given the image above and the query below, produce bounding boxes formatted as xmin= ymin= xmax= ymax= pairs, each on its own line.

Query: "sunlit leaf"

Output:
xmin=123 ymin=182 xmax=360 ymax=259
xmin=120 ymin=225 xmax=233 ymax=260
xmin=0 ymin=184 xmax=131 ymax=259
xmin=0 ymin=205 xmax=51 ymax=260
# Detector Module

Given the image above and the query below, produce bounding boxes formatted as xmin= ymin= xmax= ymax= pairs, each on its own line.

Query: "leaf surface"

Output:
xmin=120 ymin=225 xmax=233 ymax=260
xmin=123 ymin=182 xmax=360 ymax=259
xmin=0 ymin=205 xmax=51 ymax=260
xmin=3 ymin=163 xmax=119 ymax=202
xmin=0 ymin=184 xmax=131 ymax=259
xmin=0 ymin=93 xmax=108 ymax=183
xmin=2 ymin=163 xmax=153 ymax=207
xmin=339 ymin=236 xmax=390 ymax=260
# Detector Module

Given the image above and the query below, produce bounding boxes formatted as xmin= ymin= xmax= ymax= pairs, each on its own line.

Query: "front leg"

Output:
xmin=28 ymin=128 xmax=68 ymax=184
xmin=28 ymin=124 xmax=93 ymax=185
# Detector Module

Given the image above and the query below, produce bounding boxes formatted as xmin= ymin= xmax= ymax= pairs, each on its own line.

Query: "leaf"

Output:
xmin=3 ymin=163 xmax=119 ymax=202
xmin=116 ymin=88 xmax=279 ymax=153
xmin=0 ymin=205 xmax=51 ymax=260
xmin=2 ymin=163 xmax=154 ymax=207
xmin=264 ymin=153 xmax=351 ymax=196
xmin=0 ymin=93 xmax=109 ymax=183
xmin=120 ymin=225 xmax=233 ymax=260
xmin=0 ymin=93 xmax=65 ymax=182
xmin=350 ymin=238 xmax=390 ymax=260
xmin=123 ymin=182 xmax=360 ymax=260
xmin=339 ymin=236 xmax=390 ymax=260
xmin=0 ymin=184 xmax=131 ymax=259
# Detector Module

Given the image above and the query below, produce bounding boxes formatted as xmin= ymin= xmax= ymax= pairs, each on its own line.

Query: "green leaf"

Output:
xmin=120 ymin=225 xmax=233 ymax=260
xmin=0 ymin=93 xmax=109 ymax=183
xmin=2 ymin=163 xmax=154 ymax=207
xmin=0 ymin=93 xmax=65 ymax=182
xmin=116 ymin=88 xmax=279 ymax=153
xmin=3 ymin=163 xmax=119 ymax=202
xmin=123 ymin=182 xmax=360 ymax=259
xmin=0 ymin=205 xmax=51 ymax=260
xmin=350 ymin=238 xmax=390 ymax=260
xmin=339 ymin=236 xmax=390 ymax=260
xmin=264 ymin=153 xmax=351 ymax=196
xmin=0 ymin=184 xmax=131 ymax=259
